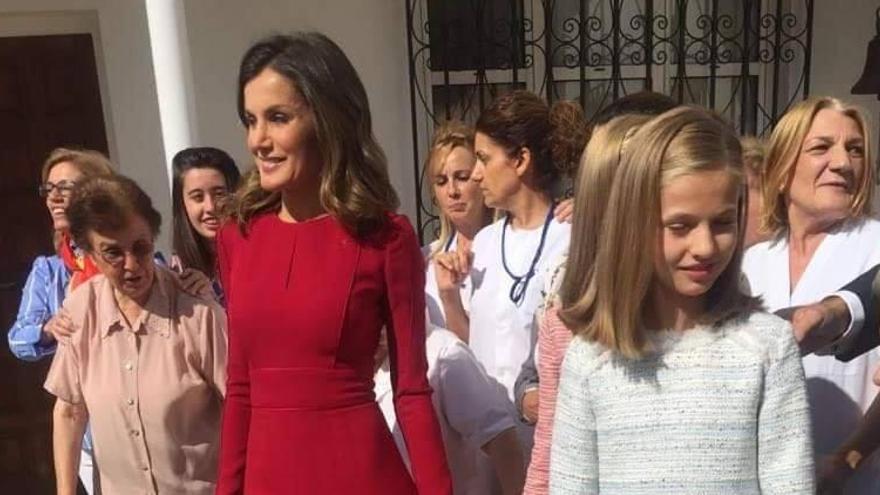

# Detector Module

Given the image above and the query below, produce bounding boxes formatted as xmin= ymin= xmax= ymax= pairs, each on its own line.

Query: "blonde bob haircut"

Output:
xmin=425 ymin=121 xmax=477 ymax=258
xmin=41 ymin=147 xmax=114 ymax=182
xmin=761 ymin=97 xmax=874 ymax=235
xmin=558 ymin=114 xmax=652 ymax=324
xmin=566 ymin=106 xmax=759 ymax=359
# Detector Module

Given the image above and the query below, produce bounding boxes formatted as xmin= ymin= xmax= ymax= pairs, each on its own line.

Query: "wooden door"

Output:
xmin=0 ymin=33 xmax=108 ymax=494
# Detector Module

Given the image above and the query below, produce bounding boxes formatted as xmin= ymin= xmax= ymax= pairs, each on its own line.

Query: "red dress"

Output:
xmin=215 ymin=212 xmax=452 ymax=494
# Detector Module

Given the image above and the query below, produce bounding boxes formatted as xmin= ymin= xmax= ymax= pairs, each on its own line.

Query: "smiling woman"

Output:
xmin=6 ymin=148 xmax=113 ymax=494
xmin=215 ymin=32 xmax=451 ymax=495
xmin=171 ymin=147 xmax=240 ymax=283
xmin=742 ymin=97 xmax=880 ymax=493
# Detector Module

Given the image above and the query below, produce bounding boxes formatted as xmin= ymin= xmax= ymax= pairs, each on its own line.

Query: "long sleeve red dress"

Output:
xmin=214 ymin=211 xmax=452 ymax=494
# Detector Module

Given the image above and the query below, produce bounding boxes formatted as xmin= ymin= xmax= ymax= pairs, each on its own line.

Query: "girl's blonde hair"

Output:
xmin=558 ymin=114 xmax=652 ymax=327
xmin=425 ymin=121 xmax=477 ymax=258
xmin=761 ymin=97 xmax=874 ymax=235
xmin=569 ymin=106 xmax=759 ymax=359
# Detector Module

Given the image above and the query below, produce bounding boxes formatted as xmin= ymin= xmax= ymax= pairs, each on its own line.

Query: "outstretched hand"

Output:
xmin=775 ymin=296 xmax=849 ymax=355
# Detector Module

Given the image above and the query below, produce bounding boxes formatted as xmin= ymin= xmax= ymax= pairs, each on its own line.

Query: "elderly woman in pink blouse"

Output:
xmin=44 ymin=175 xmax=227 ymax=495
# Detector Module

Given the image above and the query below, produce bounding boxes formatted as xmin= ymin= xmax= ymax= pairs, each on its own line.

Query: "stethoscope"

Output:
xmin=500 ymin=202 xmax=555 ymax=306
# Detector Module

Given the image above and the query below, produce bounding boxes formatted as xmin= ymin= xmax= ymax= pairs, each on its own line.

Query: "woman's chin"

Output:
xmin=196 ymin=224 xmax=219 ymax=240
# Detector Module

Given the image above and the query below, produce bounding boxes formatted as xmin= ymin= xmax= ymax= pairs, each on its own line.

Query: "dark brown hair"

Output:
xmin=68 ymin=175 xmax=162 ymax=251
xmin=591 ymin=91 xmax=679 ymax=129
xmin=231 ymin=32 xmax=399 ymax=237
xmin=172 ymin=147 xmax=240 ymax=277
xmin=475 ymin=90 xmax=588 ymax=192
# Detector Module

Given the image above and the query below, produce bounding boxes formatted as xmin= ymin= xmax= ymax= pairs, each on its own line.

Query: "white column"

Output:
xmin=144 ymin=0 xmax=199 ymax=192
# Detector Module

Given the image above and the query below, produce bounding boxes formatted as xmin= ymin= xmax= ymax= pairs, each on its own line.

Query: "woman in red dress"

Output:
xmin=214 ymin=32 xmax=452 ymax=494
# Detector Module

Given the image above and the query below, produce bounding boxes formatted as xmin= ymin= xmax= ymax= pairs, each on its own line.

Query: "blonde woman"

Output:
xmin=374 ymin=123 xmax=524 ymax=495
xmin=523 ymin=114 xmax=650 ymax=495
xmin=550 ymin=107 xmax=813 ymax=494
xmin=742 ymin=97 xmax=880 ymax=493
xmin=7 ymin=148 xmax=113 ymax=494
xmin=8 ymin=148 xmax=113 ymax=361
xmin=424 ymin=122 xmax=492 ymax=338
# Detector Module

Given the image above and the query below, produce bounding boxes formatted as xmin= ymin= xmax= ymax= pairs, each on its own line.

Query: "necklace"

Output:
xmin=501 ymin=202 xmax=555 ymax=306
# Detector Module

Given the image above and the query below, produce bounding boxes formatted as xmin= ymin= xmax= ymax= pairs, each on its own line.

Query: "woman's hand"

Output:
xmin=42 ymin=308 xmax=75 ymax=343
xmin=433 ymin=250 xmax=472 ymax=297
xmin=176 ymin=269 xmax=216 ymax=300
xmin=432 ymin=250 xmax=472 ymax=342
xmin=554 ymin=198 xmax=574 ymax=223
xmin=521 ymin=389 xmax=539 ymax=424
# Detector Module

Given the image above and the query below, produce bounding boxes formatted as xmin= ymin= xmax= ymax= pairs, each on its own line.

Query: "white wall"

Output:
xmin=181 ymin=0 xmax=419 ymax=220
xmin=0 ymin=1 xmax=171 ymax=252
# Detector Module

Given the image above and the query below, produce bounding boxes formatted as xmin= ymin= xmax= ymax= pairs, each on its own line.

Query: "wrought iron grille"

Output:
xmin=405 ymin=0 xmax=814 ymax=241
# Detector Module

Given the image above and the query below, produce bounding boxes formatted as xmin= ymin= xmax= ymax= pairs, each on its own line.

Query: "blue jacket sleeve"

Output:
xmin=7 ymin=257 xmax=59 ymax=361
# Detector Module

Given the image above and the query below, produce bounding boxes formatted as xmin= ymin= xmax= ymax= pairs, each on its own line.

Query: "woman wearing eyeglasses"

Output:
xmin=8 ymin=148 xmax=114 ymax=360
xmin=7 ymin=147 xmax=113 ymax=494
xmin=44 ymin=174 xmax=227 ymax=495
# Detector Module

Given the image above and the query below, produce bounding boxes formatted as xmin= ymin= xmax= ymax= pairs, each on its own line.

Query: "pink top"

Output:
xmin=44 ymin=266 xmax=227 ymax=494
xmin=523 ymin=302 xmax=573 ymax=495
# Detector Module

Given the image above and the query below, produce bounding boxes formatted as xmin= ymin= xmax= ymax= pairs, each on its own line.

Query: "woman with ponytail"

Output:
xmin=434 ymin=90 xmax=587 ymax=459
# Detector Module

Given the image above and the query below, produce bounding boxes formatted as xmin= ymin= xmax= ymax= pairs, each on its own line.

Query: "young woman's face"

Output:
xmin=431 ymin=145 xmax=486 ymax=230
xmin=472 ymin=132 xmax=523 ymax=210
xmin=243 ymin=68 xmax=321 ymax=193
xmin=87 ymin=214 xmax=156 ymax=305
xmin=182 ymin=167 xmax=229 ymax=239
xmin=44 ymin=161 xmax=85 ymax=232
xmin=786 ymin=109 xmax=865 ymax=225
xmin=653 ymin=169 xmax=739 ymax=304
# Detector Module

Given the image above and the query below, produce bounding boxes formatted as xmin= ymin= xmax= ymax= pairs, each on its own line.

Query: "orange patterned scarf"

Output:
xmin=58 ymin=232 xmax=100 ymax=290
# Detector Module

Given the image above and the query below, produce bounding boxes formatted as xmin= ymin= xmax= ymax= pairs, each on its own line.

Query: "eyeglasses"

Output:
xmin=38 ymin=180 xmax=78 ymax=198
xmin=98 ymin=241 xmax=155 ymax=267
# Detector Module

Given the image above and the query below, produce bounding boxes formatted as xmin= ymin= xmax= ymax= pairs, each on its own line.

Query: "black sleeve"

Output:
xmin=834 ymin=264 xmax=880 ymax=361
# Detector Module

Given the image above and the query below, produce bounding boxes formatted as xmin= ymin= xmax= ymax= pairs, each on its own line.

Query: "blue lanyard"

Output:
xmin=444 ymin=232 xmax=456 ymax=253
xmin=501 ymin=203 xmax=555 ymax=306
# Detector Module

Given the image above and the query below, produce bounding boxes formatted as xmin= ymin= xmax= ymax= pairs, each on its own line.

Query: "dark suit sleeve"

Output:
xmin=833 ymin=264 xmax=880 ymax=362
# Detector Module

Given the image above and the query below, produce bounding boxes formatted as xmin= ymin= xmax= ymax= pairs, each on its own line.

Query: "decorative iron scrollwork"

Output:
xmin=406 ymin=0 xmax=813 ymax=242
